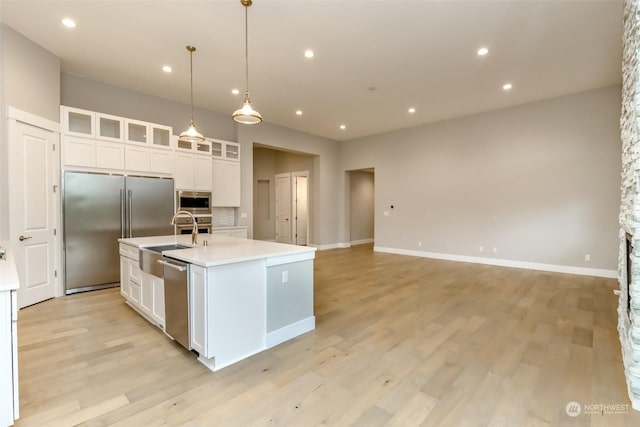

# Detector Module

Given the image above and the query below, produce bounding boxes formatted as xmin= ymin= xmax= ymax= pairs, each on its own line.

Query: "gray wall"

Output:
xmin=0 ymin=24 xmax=61 ymax=240
xmin=349 ymin=171 xmax=374 ymax=243
xmin=61 ymin=73 xmax=236 ymax=142
xmin=340 ymin=86 xmax=622 ymax=270
xmin=238 ymin=123 xmax=340 ymax=246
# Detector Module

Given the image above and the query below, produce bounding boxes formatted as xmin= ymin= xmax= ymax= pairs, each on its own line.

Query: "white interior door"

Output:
xmin=9 ymin=118 xmax=57 ymax=308
xmin=293 ymin=174 xmax=308 ymax=246
xmin=275 ymin=173 xmax=291 ymax=244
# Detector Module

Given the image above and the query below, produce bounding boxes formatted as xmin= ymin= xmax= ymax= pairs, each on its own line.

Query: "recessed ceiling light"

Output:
xmin=304 ymin=50 xmax=314 ymax=58
xmin=408 ymin=107 xmax=416 ymax=114
xmin=477 ymin=47 xmax=489 ymax=56
xmin=162 ymin=65 xmax=172 ymax=73
xmin=502 ymin=83 xmax=513 ymax=91
xmin=340 ymin=124 xmax=346 ymax=130
xmin=296 ymin=110 xmax=303 ymax=116
xmin=62 ymin=18 xmax=76 ymax=28
xmin=231 ymin=89 xmax=240 ymax=95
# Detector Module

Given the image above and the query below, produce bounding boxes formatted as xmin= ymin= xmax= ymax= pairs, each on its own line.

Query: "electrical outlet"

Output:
xmin=479 ymin=246 xmax=484 ymax=253
xmin=282 ymin=271 xmax=288 ymax=283
xmin=418 ymin=241 xmax=422 ymax=247
xmin=383 ymin=211 xmax=390 ymax=216
xmin=240 ymin=212 xmax=248 ymax=219
xmin=585 ymin=254 xmax=591 ymax=262
xmin=492 ymin=247 xmax=497 ymax=253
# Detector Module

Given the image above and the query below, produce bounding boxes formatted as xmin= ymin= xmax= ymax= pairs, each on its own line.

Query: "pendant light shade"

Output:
xmin=180 ymin=45 xmax=205 ymax=142
xmin=233 ymin=0 xmax=262 ymax=124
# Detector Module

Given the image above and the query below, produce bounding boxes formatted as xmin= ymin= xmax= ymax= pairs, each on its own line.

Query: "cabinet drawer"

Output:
xmin=119 ymin=243 xmax=139 ymax=260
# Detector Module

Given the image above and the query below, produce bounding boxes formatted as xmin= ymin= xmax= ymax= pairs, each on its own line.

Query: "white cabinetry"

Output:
xmin=189 ymin=264 xmax=207 ymax=355
xmin=211 ymin=228 xmax=247 ymax=238
xmin=119 ymin=243 xmax=165 ymax=329
xmin=174 ymin=137 xmax=212 ymax=191
xmin=0 ymin=290 xmax=18 ymax=426
xmin=61 ymin=106 xmax=173 ymax=175
xmin=209 ymin=139 xmax=240 ymax=161
xmin=212 ymin=159 xmax=241 ymax=207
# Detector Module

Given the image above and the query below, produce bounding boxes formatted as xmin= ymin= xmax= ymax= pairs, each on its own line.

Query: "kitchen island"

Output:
xmin=118 ymin=234 xmax=316 ymax=371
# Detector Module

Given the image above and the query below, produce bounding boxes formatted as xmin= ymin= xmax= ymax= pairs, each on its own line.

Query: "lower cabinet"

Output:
xmin=119 ymin=244 xmax=165 ymax=329
xmin=189 ymin=264 xmax=206 ymax=355
xmin=0 ymin=290 xmax=18 ymax=426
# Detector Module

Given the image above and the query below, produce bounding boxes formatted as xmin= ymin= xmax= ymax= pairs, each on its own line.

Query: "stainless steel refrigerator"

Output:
xmin=63 ymin=171 xmax=175 ymax=294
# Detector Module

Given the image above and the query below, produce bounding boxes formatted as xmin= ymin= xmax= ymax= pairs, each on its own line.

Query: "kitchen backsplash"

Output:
xmin=212 ymin=208 xmax=236 ymax=227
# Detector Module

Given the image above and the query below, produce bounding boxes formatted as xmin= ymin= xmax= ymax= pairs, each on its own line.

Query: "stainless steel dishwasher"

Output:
xmin=158 ymin=257 xmax=190 ymax=350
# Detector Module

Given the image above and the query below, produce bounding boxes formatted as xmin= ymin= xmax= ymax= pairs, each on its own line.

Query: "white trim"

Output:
xmin=7 ymin=107 xmax=59 ymax=133
xmin=351 ymin=238 xmax=374 ymax=246
xmin=266 ymin=316 xmax=315 ymax=348
xmin=311 ymin=242 xmax=351 ymax=250
xmin=374 ymin=246 xmax=617 ymax=279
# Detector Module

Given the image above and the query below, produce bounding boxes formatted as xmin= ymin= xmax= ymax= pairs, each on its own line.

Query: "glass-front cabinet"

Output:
xmin=62 ymin=106 xmax=95 ymax=138
xmin=96 ymin=113 xmax=124 ymax=142
xmin=208 ymin=138 xmax=240 ymax=161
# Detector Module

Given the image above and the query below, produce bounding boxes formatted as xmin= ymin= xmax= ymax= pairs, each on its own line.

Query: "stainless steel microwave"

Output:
xmin=176 ymin=191 xmax=212 ymax=215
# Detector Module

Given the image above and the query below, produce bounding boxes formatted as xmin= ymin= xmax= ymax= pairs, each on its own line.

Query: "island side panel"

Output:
xmin=204 ymin=260 xmax=266 ymax=371
xmin=265 ymin=259 xmax=315 ymax=348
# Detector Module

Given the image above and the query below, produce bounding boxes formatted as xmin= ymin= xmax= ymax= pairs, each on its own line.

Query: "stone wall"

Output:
xmin=619 ymin=0 xmax=640 ymax=411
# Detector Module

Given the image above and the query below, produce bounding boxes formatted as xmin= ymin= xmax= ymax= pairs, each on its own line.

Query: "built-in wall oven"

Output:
xmin=176 ymin=191 xmax=212 ymax=215
xmin=174 ymin=216 xmax=212 ymax=235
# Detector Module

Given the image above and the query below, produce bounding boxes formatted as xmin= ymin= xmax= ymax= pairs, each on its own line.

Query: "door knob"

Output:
xmin=19 ymin=235 xmax=32 ymax=241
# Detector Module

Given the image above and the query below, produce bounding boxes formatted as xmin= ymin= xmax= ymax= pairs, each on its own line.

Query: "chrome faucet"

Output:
xmin=171 ymin=210 xmax=198 ymax=245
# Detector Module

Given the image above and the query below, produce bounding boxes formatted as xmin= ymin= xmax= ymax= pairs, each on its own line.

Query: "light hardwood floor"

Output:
xmin=14 ymin=244 xmax=640 ymax=426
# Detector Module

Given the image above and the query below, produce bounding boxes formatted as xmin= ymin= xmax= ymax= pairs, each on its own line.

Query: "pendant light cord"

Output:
xmin=189 ymin=47 xmax=195 ymax=120
xmin=244 ymin=5 xmax=250 ymax=95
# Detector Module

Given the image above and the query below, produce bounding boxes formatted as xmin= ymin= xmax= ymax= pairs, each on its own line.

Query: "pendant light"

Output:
xmin=180 ymin=45 xmax=205 ymax=142
xmin=233 ymin=0 xmax=262 ymax=124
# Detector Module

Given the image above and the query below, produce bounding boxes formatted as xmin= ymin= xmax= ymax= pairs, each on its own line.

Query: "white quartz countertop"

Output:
xmin=0 ymin=241 xmax=20 ymax=291
xmin=119 ymin=234 xmax=316 ymax=267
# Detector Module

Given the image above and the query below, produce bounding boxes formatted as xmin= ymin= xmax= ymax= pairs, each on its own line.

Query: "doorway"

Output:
xmin=348 ymin=168 xmax=375 ymax=246
xmin=8 ymin=108 xmax=60 ymax=308
xmin=253 ymin=145 xmax=314 ymax=245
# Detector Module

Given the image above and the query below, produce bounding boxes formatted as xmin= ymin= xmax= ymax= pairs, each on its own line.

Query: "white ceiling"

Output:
xmin=0 ymin=0 xmax=623 ymax=141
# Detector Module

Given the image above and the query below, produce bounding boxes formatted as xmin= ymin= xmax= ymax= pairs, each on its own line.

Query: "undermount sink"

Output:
xmin=139 ymin=244 xmax=191 ymax=277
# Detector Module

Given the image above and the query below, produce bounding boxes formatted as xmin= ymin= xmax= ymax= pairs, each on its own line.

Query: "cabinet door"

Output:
xmin=62 ymin=106 xmax=95 ymax=137
xmin=149 ymin=148 xmax=174 ymax=174
xmin=175 ymin=152 xmax=195 ymax=189
xmin=96 ymin=113 xmax=124 ymax=142
xmin=96 ymin=140 xmax=125 ymax=170
xmin=125 ymin=120 xmax=149 ymax=145
xmin=195 ymin=156 xmax=212 ymax=191
xmin=210 ymin=139 xmax=223 ymax=159
xmin=189 ymin=265 xmax=207 ymax=355
xmin=125 ymin=145 xmax=150 ymax=172
xmin=63 ymin=136 xmax=96 ymax=168
xmin=150 ymin=124 xmax=172 ymax=148
xmin=140 ymin=272 xmax=154 ymax=317
xmin=120 ymin=256 xmax=130 ymax=299
xmin=212 ymin=159 xmax=241 ymax=207
xmin=224 ymin=142 xmax=240 ymax=161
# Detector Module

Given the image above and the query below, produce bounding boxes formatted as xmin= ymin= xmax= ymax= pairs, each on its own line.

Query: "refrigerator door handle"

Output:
xmin=127 ymin=189 xmax=133 ymax=238
xmin=120 ymin=189 xmax=125 ymax=238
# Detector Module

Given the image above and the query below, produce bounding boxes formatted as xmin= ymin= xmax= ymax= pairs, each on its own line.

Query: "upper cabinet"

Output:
xmin=62 ymin=106 xmax=96 ymax=138
xmin=209 ymin=139 xmax=240 ymax=161
xmin=96 ymin=113 xmax=124 ymax=142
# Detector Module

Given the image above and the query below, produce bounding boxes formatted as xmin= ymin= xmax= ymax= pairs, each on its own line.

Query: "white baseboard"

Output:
xmin=311 ymin=242 xmax=351 ymax=250
xmin=373 ymin=246 xmax=617 ymax=279
xmin=266 ymin=316 xmax=315 ymax=348
xmin=351 ymin=238 xmax=374 ymax=246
